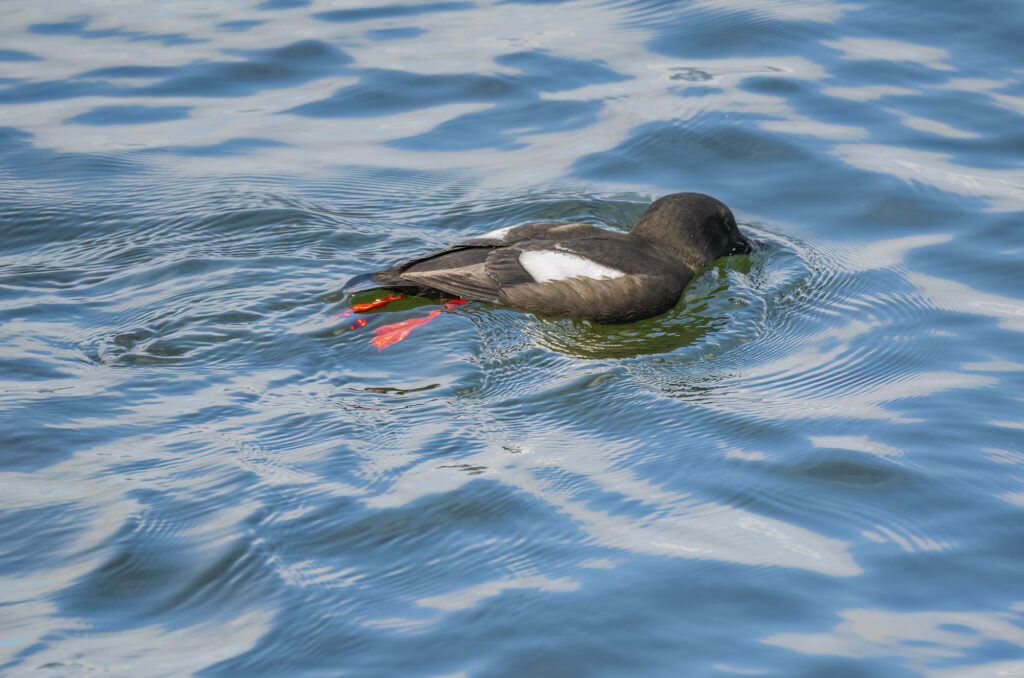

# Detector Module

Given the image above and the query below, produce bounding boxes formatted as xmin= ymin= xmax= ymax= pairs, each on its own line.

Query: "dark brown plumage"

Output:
xmin=347 ymin=193 xmax=751 ymax=324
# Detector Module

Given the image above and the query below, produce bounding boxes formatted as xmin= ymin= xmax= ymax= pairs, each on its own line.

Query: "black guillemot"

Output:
xmin=347 ymin=192 xmax=752 ymax=324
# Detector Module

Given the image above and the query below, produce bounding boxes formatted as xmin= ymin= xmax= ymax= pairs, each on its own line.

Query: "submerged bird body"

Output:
xmin=350 ymin=193 xmax=751 ymax=324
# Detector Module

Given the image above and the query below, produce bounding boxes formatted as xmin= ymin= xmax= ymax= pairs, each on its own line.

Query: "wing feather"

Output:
xmin=355 ymin=222 xmax=687 ymax=322
xmin=400 ymin=262 xmax=501 ymax=302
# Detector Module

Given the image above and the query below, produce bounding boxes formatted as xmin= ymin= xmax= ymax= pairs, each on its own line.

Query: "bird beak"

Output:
xmin=729 ymin=235 xmax=753 ymax=255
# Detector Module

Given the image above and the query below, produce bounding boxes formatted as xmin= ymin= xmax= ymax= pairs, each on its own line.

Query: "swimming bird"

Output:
xmin=347 ymin=192 xmax=752 ymax=324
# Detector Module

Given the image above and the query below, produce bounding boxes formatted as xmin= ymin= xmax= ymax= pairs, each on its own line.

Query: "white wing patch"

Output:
xmin=519 ymin=250 xmax=625 ymax=283
xmin=478 ymin=225 xmax=515 ymax=241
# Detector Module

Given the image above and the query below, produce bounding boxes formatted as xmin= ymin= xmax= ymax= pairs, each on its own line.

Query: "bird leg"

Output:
xmin=370 ymin=299 xmax=469 ymax=350
xmin=330 ymin=294 xmax=404 ymax=318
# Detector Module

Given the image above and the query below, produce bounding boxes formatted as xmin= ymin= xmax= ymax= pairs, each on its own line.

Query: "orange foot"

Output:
xmin=371 ymin=299 xmax=469 ymax=350
xmin=331 ymin=294 xmax=404 ymax=319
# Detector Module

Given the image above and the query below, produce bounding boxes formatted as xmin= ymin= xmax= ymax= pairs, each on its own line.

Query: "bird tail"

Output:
xmin=344 ymin=268 xmax=413 ymax=291
xmin=345 ymin=268 xmax=433 ymax=295
xmin=343 ymin=271 xmax=379 ymax=292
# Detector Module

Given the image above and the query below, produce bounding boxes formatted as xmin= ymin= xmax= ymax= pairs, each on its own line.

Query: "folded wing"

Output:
xmin=361 ymin=224 xmax=689 ymax=322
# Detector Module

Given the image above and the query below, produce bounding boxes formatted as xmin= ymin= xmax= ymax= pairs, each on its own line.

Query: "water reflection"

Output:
xmin=763 ymin=605 xmax=1024 ymax=674
xmin=4 ymin=0 xmax=1018 ymax=217
xmin=834 ymin=144 xmax=1024 ymax=212
xmin=22 ymin=609 xmax=272 ymax=675
xmin=810 ymin=435 xmax=903 ymax=458
xmin=688 ymin=0 xmax=862 ymax=23
xmin=0 ymin=0 xmax=967 ymax=191
xmin=935 ymin=78 xmax=1024 ymax=116
xmin=361 ymin=430 xmax=860 ymax=576
xmin=823 ymin=37 xmax=955 ymax=71
xmin=416 ymin=574 xmax=578 ymax=612
xmin=907 ymin=272 xmax=1024 ymax=332
xmin=885 ymin=107 xmax=979 ymax=139
xmin=822 ymin=84 xmax=917 ymax=100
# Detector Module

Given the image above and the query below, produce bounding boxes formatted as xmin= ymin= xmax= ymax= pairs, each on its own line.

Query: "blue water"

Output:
xmin=2 ymin=0 xmax=1024 ymax=675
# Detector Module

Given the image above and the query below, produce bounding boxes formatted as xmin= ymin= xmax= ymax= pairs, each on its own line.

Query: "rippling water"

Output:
xmin=3 ymin=0 xmax=1024 ymax=675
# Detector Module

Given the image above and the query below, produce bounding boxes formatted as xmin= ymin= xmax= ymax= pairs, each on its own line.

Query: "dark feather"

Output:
xmin=483 ymin=248 xmax=535 ymax=286
xmin=500 ymin=273 xmax=686 ymax=324
xmin=399 ymin=261 xmax=501 ymax=301
xmin=344 ymin=192 xmax=750 ymax=324
xmin=343 ymin=271 xmax=378 ymax=291
xmin=403 ymin=246 xmax=491 ymax=273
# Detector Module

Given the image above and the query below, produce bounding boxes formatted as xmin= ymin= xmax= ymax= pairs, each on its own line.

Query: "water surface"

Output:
xmin=2 ymin=0 xmax=1024 ymax=676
